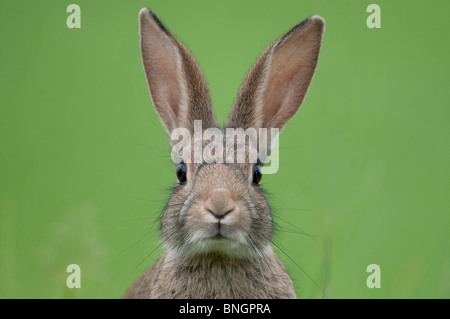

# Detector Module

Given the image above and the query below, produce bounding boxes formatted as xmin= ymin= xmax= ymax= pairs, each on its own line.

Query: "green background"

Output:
xmin=1 ymin=0 xmax=449 ymax=298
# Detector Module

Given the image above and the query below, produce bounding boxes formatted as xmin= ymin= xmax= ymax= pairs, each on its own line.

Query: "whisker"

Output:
xmin=134 ymin=241 xmax=165 ymax=271
xmin=271 ymin=240 xmax=327 ymax=298
xmin=135 ymin=142 xmax=168 ymax=153
xmin=107 ymin=217 xmax=156 ymax=228
xmin=268 ymin=183 xmax=312 ymax=209
xmin=120 ymin=217 xmax=160 ymax=254
xmin=272 ymin=214 xmax=319 ymax=241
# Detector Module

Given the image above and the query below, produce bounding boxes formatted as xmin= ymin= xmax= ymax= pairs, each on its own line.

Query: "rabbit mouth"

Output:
xmin=211 ymin=233 xmax=225 ymax=240
xmin=206 ymin=221 xmax=235 ymax=241
xmin=183 ymin=226 xmax=246 ymax=255
xmin=177 ymin=227 xmax=267 ymax=259
xmin=206 ymin=226 xmax=231 ymax=241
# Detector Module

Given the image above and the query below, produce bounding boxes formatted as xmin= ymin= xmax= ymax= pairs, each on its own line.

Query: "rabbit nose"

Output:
xmin=205 ymin=189 xmax=236 ymax=220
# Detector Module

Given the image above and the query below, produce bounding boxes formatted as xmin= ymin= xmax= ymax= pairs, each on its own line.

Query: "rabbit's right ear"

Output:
xmin=226 ymin=16 xmax=325 ymax=137
xmin=139 ymin=9 xmax=217 ymax=133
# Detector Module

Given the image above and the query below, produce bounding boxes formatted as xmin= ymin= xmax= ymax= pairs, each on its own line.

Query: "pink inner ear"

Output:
xmin=151 ymin=55 xmax=181 ymax=118
xmin=140 ymin=12 xmax=185 ymax=131
xmin=261 ymin=23 xmax=322 ymax=129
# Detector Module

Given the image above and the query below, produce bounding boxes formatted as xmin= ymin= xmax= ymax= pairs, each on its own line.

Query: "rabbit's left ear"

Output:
xmin=226 ymin=16 xmax=325 ymax=133
xmin=139 ymin=9 xmax=217 ymax=134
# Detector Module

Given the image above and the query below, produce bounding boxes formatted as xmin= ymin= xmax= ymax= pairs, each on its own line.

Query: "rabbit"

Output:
xmin=124 ymin=8 xmax=325 ymax=299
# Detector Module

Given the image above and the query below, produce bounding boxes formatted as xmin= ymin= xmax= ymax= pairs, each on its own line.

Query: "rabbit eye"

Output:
xmin=252 ymin=164 xmax=262 ymax=185
xmin=176 ymin=163 xmax=187 ymax=183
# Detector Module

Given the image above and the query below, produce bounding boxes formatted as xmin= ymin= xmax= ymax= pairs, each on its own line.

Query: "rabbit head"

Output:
xmin=139 ymin=9 xmax=324 ymax=260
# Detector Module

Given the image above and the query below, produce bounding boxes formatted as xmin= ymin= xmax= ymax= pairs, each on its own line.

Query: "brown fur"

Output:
xmin=125 ymin=8 xmax=325 ymax=299
xmin=124 ymin=250 xmax=294 ymax=299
